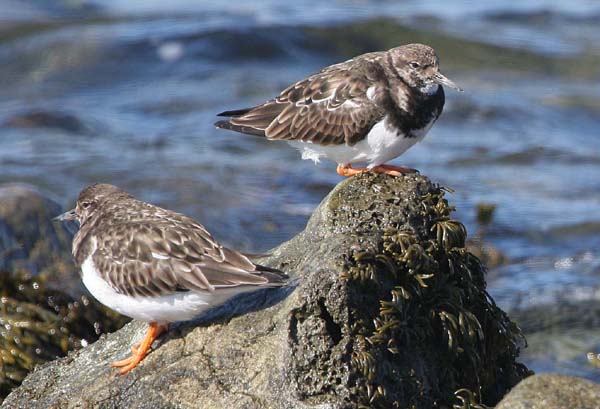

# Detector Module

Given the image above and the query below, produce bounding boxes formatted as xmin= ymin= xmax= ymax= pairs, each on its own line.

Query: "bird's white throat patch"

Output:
xmin=420 ymin=83 xmax=439 ymax=95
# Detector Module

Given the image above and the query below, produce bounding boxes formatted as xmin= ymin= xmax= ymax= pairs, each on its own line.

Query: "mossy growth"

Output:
xmin=341 ymin=184 xmax=530 ymax=408
xmin=0 ymin=271 xmax=129 ymax=401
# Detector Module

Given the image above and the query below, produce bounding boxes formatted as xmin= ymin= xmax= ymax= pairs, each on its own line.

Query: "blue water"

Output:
xmin=1 ymin=0 xmax=599 ymax=381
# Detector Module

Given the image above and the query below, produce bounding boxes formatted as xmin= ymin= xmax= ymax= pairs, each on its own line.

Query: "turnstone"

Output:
xmin=54 ymin=183 xmax=286 ymax=375
xmin=215 ymin=43 xmax=462 ymax=177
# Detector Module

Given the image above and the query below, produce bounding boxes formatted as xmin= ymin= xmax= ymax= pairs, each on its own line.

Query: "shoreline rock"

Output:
xmin=496 ymin=374 xmax=600 ymax=409
xmin=2 ymin=174 xmax=529 ymax=408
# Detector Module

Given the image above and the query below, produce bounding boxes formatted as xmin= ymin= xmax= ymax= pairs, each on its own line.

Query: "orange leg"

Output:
xmin=111 ymin=322 xmax=168 ymax=375
xmin=130 ymin=340 xmax=141 ymax=355
xmin=337 ymin=163 xmax=418 ymax=177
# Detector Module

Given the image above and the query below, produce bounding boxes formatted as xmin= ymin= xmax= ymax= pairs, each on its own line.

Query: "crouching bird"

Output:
xmin=54 ymin=183 xmax=287 ymax=374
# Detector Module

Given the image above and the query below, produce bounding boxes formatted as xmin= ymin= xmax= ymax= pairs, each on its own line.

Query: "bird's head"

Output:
xmin=53 ymin=183 xmax=129 ymax=225
xmin=388 ymin=43 xmax=462 ymax=94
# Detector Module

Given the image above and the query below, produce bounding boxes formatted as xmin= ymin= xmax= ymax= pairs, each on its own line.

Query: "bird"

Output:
xmin=54 ymin=183 xmax=287 ymax=375
xmin=215 ymin=43 xmax=462 ymax=177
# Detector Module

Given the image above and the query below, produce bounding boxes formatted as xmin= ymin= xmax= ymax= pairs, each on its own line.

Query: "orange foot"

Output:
xmin=370 ymin=164 xmax=418 ymax=176
xmin=111 ymin=322 xmax=168 ymax=375
xmin=336 ymin=164 xmax=368 ymax=177
xmin=336 ymin=164 xmax=418 ymax=177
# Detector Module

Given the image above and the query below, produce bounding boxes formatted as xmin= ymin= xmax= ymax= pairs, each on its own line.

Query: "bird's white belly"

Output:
xmin=81 ymin=255 xmax=235 ymax=324
xmin=289 ymin=116 xmax=434 ymax=168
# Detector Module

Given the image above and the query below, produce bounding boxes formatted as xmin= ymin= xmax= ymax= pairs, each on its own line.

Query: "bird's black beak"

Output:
xmin=433 ymin=72 xmax=463 ymax=92
xmin=53 ymin=208 xmax=77 ymax=222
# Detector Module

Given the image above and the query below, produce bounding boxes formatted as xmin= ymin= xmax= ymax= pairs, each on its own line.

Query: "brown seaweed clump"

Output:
xmin=0 ymin=271 xmax=129 ymax=401
xmin=342 ymin=183 xmax=530 ymax=408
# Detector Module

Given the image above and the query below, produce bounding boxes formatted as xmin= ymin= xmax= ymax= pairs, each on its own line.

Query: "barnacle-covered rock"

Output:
xmin=3 ymin=173 xmax=529 ymax=408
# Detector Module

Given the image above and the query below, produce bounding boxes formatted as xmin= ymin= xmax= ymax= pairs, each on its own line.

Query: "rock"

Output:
xmin=510 ymin=301 xmax=600 ymax=334
xmin=0 ymin=184 xmax=73 ymax=282
xmin=0 ymin=183 xmax=96 ymax=296
xmin=3 ymin=111 xmax=93 ymax=135
xmin=466 ymin=202 xmax=507 ymax=269
xmin=2 ymin=174 xmax=529 ymax=409
xmin=496 ymin=374 xmax=600 ymax=409
xmin=466 ymin=238 xmax=507 ymax=268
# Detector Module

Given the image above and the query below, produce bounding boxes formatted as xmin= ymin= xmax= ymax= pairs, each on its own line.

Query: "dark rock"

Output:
xmin=466 ymin=238 xmax=507 ymax=269
xmin=466 ymin=202 xmax=507 ymax=269
xmin=2 ymin=174 xmax=529 ymax=408
xmin=4 ymin=111 xmax=92 ymax=135
xmin=496 ymin=374 xmax=600 ymax=409
xmin=510 ymin=300 xmax=600 ymax=334
xmin=0 ymin=184 xmax=78 ymax=292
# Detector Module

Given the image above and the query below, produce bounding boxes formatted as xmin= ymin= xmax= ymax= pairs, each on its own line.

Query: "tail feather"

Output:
xmin=217 ymin=108 xmax=253 ymax=117
xmin=216 ymin=101 xmax=286 ymax=138
xmin=214 ymin=120 xmax=266 ymax=137
xmin=254 ymin=263 xmax=288 ymax=285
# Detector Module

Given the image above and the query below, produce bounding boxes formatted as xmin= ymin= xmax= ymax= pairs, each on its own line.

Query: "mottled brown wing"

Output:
xmin=92 ymin=217 xmax=279 ymax=298
xmin=218 ymin=64 xmax=387 ymax=146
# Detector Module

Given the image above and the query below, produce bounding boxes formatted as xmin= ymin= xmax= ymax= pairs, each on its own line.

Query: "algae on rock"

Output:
xmin=338 ymin=181 xmax=529 ymax=407
xmin=3 ymin=174 xmax=530 ymax=409
xmin=0 ymin=272 xmax=129 ymax=401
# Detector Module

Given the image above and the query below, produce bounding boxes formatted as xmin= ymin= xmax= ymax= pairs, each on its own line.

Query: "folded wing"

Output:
xmin=92 ymin=216 xmax=286 ymax=298
xmin=216 ymin=64 xmax=387 ymax=146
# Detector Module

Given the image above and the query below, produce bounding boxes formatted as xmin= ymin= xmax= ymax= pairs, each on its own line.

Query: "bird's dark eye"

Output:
xmin=409 ymin=61 xmax=420 ymax=69
xmin=81 ymin=201 xmax=91 ymax=209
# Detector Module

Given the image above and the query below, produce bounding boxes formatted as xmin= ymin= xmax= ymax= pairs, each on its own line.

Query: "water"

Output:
xmin=1 ymin=0 xmax=599 ymax=382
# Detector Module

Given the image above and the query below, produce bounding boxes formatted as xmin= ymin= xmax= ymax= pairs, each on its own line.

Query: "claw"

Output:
xmin=111 ymin=322 xmax=168 ymax=375
xmin=337 ymin=163 xmax=418 ymax=177
xmin=370 ymin=164 xmax=418 ymax=176
xmin=337 ymin=164 xmax=368 ymax=177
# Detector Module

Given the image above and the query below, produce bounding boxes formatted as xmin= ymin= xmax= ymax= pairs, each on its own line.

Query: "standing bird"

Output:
xmin=54 ymin=183 xmax=286 ymax=375
xmin=215 ymin=43 xmax=462 ymax=177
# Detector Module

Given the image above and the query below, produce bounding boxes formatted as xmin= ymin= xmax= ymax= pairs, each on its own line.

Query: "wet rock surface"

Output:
xmin=496 ymin=374 xmax=600 ymax=409
xmin=2 ymin=174 xmax=529 ymax=408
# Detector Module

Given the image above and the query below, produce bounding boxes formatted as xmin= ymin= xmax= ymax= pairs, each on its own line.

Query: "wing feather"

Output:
xmin=217 ymin=60 xmax=388 ymax=146
xmin=91 ymin=213 xmax=285 ymax=298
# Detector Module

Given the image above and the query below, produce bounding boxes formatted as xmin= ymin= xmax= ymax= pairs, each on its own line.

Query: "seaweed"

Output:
xmin=342 ymin=183 xmax=530 ymax=408
xmin=0 ymin=271 xmax=129 ymax=400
